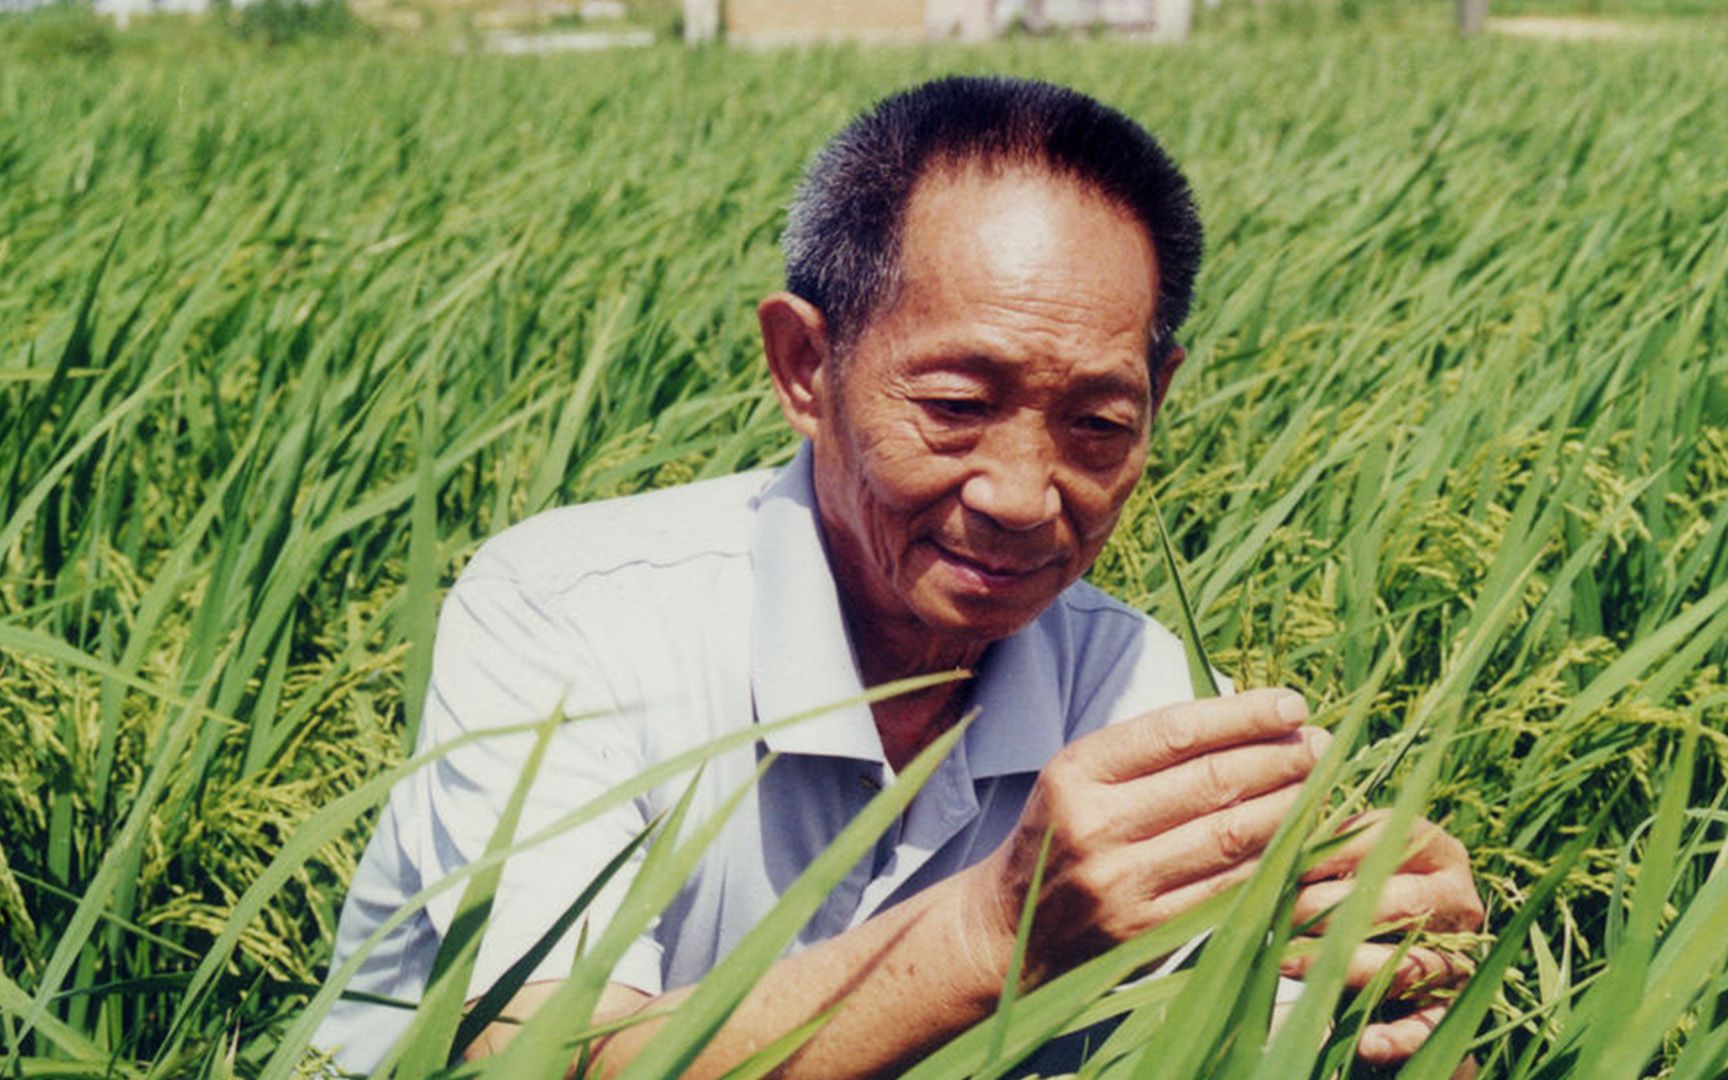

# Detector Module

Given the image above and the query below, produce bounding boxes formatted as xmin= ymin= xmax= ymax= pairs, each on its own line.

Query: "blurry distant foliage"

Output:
xmin=0 ymin=0 xmax=368 ymax=56
xmin=231 ymin=0 xmax=370 ymax=45
xmin=1 ymin=16 xmax=1727 ymax=1080
xmin=0 ymin=2 xmax=117 ymax=55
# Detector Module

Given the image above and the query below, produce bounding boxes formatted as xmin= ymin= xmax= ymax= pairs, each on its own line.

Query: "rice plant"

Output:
xmin=2 ymin=17 xmax=1726 ymax=1077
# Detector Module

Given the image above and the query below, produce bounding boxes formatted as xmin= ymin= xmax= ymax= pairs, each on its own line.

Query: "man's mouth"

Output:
xmin=929 ymin=541 xmax=1060 ymax=586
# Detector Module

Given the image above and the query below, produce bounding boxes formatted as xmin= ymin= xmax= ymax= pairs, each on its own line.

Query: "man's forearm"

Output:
xmin=587 ymin=863 xmax=1010 ymax=1079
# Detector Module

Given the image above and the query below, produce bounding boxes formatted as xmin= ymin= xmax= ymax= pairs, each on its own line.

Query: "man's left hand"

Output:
xmin=1283 ymin=810 xmax=1486 ymax=1066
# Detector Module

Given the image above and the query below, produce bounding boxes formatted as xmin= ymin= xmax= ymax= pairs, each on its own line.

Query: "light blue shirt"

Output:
xmin=314 ymin=443 xmax=1202 ymax=1071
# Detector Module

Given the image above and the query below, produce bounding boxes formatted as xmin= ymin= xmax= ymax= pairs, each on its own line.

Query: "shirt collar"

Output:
xmin=749 ymin=440 xmax=1069 ymax=777
xmin=750 ymin=442 xmax=884 ymax=762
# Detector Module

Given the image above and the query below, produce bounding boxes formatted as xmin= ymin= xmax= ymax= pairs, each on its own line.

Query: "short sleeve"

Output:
xmin=405 ymin=570 xmax=667 ymax=998
xmin=1059 ymin=602 xmax=1206 ymax=732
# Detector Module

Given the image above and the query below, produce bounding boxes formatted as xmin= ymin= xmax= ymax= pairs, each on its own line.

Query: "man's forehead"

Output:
xmin=887 ymin=161 xmax=1161 ymax=345
xmin=903 ymin=156 xmax=1147 ymax=240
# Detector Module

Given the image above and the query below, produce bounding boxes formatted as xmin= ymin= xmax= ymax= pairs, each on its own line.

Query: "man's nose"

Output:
xmin=959 ymin=428 xmax=1062 ymax=532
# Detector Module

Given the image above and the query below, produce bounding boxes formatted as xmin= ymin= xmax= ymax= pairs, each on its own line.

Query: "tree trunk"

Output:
xmin=1458 ymin=0 xmax=1488 ymax=35
xmin=1150 ymin=0 xmax=1193 ymax=41
xmin=682 ymin=0 xmax=719 ymax=43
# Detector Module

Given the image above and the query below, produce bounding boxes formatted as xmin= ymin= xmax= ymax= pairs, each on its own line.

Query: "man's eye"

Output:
xmin=919 ymin=398 xmax=988 ymax=421
xmin=1076 ymin=415 xmax=1133 ymax=436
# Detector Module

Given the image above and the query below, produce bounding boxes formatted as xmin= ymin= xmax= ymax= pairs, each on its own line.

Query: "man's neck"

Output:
xmin=871 ymin=683 xmax=971 ymax=773
xmin=850 ymin=618 xmax=983 ymax=686
xmin=841 ymin=606 xmax=987 ymax=773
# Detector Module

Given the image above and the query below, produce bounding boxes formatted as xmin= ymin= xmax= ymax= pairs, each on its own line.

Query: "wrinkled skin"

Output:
xmin=776 ymin=162 xmax=1488 ymax=1068
xmin=765 ymin=163 xmax=1165 ymax=685
xmin=971 ymin=690 xmax=1484 ymax=1065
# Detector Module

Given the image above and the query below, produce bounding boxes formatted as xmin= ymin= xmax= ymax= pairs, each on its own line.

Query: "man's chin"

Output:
xmin=913 ymin=593 xmax=1052 ymax=648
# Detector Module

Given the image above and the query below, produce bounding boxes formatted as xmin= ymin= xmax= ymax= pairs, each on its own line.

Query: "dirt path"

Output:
xmin=1488 ymin=14 xmax=1671 ymax=41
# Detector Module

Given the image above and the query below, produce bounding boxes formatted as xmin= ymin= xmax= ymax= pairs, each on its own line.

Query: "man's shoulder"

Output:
xmin=1048 ymin=578 xmax=1181 ymax=648
xmin=1042 ymin=579 xmax=1204 ymax=719
xmin=458 ymin=467 xmax=777 ymax=595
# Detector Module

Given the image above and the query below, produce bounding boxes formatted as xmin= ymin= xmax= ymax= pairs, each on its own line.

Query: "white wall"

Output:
xmin=2 ymin=0 xmax=259 ymax=23
xmin=993 ymin=0 xmax=1158 ymax=29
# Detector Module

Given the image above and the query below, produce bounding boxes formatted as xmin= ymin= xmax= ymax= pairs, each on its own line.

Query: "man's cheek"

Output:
xmin=856 ymin=445 xmax=954 ymax=518
xmin=854 ymin=416 xmax=934 ymax=472
xmin=1082 ymin=469 xmax=1142 ymax=537
xmin=1082 ymin=502 xmax=1129 ymax=547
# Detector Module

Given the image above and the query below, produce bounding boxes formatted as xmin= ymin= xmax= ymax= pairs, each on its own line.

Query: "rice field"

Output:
xmin=2 ymin=14 xmax=1727 ymax=1078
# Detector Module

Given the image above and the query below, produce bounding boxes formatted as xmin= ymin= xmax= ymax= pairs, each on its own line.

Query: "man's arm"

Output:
xmin=466 ymin=689 xmax=1343 ymax=1077
xmin=471 ymin=859 xmax=1014 ymax=1077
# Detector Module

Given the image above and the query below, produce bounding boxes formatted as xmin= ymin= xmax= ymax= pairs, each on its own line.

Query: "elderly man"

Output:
xmin=316 ymin=75 xmax=1482 ymax=1075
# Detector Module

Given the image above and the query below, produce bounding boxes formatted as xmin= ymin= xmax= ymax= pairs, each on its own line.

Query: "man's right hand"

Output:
xmin=968 ymin=687 xmax=1327 ymax=984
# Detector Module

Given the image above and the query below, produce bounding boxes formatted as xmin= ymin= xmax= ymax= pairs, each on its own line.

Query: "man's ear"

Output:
xmin=1150 ymin=344 xmax=1187 ymax=418
xmin=759 ymin=291 xmax=834 ymax=441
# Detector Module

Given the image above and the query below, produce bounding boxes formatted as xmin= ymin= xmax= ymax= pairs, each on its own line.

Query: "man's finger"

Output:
xmin=1139 ymin=855 xmax=1264 ymax=930
xmin=1116 ymin=726 xmax=1328 ymax=840
xmin=1281 ymin=943 xmax=1472 ymax=999
xmin=1293 ymin=872 xmax=1485 ymax=934
xmin=1357 ymin=1001 xmax=1449 ymax=1065
xmin=1082 ymin=688 xmax=1310 ymax=782
xmin=1303 ymin=811 xmax=1465 ymax=883
xmin=1133 ymin=782 xmax=1306 ymax=892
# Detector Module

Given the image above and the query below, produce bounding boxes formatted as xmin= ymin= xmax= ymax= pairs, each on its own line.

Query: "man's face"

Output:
xmin=804 ymin=164 xmax=1162 ymax=655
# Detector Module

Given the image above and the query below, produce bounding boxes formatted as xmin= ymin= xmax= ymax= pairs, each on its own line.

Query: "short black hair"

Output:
xmin=783 ymin=75 xmax=1203 ymax=367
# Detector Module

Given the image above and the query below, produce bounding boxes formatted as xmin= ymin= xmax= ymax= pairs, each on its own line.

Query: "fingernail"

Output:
xmin=1276 ymin=692 xmax=1308 ymax=723
xmin=1304 ymin=726 xmax=1334 ymax=755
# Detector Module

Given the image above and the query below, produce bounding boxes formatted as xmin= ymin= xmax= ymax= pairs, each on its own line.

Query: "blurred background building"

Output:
xmin=693 ymin=0 xmax=1195 ymax=44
